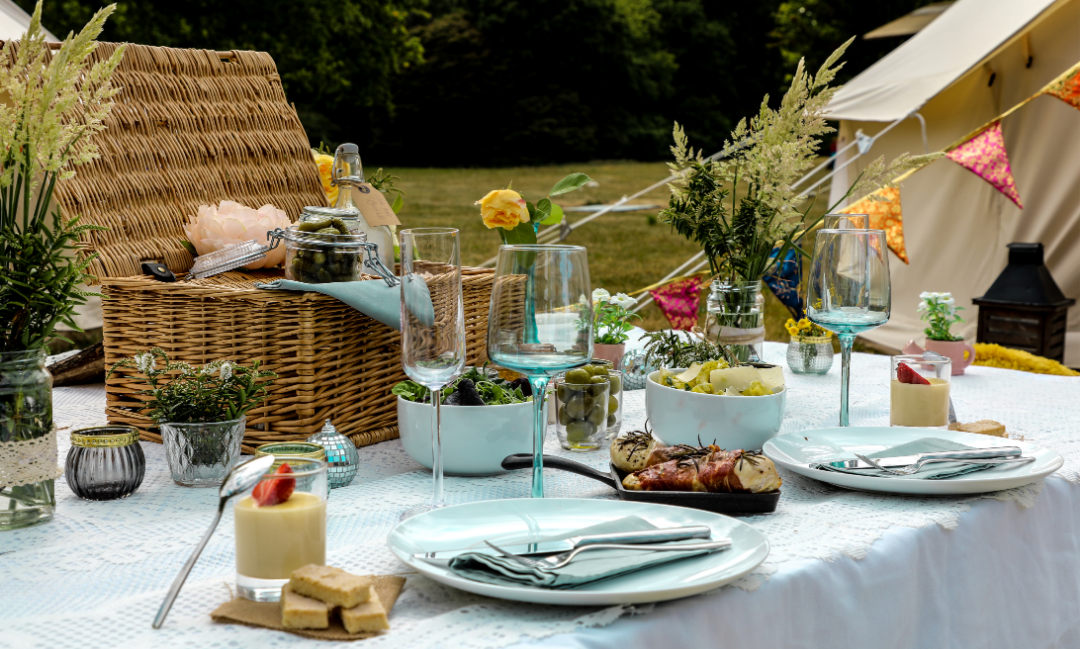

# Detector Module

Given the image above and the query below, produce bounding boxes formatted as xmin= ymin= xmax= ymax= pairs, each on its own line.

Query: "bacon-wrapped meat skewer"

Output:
xmin=622 ymin=448 xmax=781 ymax=494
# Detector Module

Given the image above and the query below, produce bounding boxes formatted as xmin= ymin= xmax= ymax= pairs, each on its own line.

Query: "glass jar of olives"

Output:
xmin=554 ymin=364 xmax=612 ymax=451
xmin=604 ymin=368 xmax=623 ymax=438
xmin=267 ymin=222 xmax=371 ymax=284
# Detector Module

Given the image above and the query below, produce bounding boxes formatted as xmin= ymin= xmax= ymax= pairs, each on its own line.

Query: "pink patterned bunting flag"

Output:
xmin=945 ymin=121 xmax=1022 ymax=208
xmin=649 ymin=276 xmax=703 ymax=331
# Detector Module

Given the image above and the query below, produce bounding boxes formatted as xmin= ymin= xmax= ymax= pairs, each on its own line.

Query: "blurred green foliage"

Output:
xmin=19 ymin=0 xmax=938 ymax=165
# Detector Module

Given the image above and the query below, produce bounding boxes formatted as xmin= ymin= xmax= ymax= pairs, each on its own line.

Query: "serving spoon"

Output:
xmin=152 ymin=454 xmax=275 ymax=629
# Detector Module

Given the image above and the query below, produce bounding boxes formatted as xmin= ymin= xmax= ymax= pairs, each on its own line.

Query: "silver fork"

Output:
xmin=854 ymin=453 xmax=1036 ymax=476
xmin=483 ymin=538 xmax=732 ymax=570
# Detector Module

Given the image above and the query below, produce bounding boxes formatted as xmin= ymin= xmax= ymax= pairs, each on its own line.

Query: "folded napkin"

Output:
xmin=812 ymin=438 xmax=1002 ymax=480
xmin=447 ymin=516 xmax=716 ymax=590
xmin=211 ymin=574 xmax=405 ymax=641
xmin=254 ymin=278 xmax=434 ymax=331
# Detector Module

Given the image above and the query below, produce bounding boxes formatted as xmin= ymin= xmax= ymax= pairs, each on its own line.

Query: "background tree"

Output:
xmin=18 ymin=0 xmax=939 ymax=165
xmin=18 ymin=0 xmax=425 ymax=146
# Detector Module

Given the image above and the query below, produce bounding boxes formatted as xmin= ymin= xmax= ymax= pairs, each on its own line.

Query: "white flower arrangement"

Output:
xmin=593 ymin=288 xmax=640 ymax=345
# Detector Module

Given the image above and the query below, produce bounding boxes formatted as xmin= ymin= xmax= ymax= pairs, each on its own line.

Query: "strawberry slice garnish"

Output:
xmin=252 ymin=462 xmax=295 ymax=506
xmin=896 ymin=362 xmax=931 ymax=385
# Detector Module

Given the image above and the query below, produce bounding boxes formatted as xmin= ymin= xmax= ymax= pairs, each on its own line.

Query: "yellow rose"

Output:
xmin=476 ymin=189 xmax=529 ymax=230
xmin=313 ymin=152 xmax=339 ymax=205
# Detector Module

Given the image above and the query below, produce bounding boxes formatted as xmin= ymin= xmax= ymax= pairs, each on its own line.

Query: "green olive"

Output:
xmin=607 ymin=374 xmax=621 ymax=395
xmin=586 ymin=364 xmax=608 ymax=376
xmin=564 ymin=368 xmax=591 ymax=385
xmin=558 ymin=405 xmax=571 ymax=425
xmin=565 ymin=419 xmax=596 ymax=443
xmin=607 ymin=414 xmax=617 ymax=428
xmin=586 ymin=383 xmax=608 ymax=398
xmin=608 ymin=395 xmax=619 ymax=412
xmin=587 ymin=405 xmax=606 ymax=427
xmin=589 ymin=375 xmax=609 ymax=385
xmin=557 ymin=384 xmax=573 ymax=402
xmin=565 ymin=392 xmax=594 ymax=419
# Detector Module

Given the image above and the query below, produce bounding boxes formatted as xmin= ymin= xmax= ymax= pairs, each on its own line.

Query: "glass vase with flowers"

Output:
xmin=785 ymin=317 xmax=834 ymax=374
xmin=658 ymin=39 xmax=939 ymax=362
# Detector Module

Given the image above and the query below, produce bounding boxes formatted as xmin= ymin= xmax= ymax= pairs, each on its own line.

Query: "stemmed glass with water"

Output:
xmin=487 ymin=245 xmax=592 ymax=498
xmin=399 ymin=227 xmax=466 ymax=519
xmin=806 ymin=229 xmax=891 ymax=426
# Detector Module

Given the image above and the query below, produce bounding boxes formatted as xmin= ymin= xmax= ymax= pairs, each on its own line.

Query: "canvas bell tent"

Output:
xmin=0 ymin=0 xmax=56 ymax=41
xmin=826 ymin=0 xmax=1080 ymax=365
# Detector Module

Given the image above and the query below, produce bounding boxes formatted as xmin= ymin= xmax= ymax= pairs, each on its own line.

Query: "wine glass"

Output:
xmin=399 ymin=228 xmax=466 ymax=519
xmin=487 ymin=245 xmax=592 ymax=498
xmin=806 ymin=229 xmax=891 ymax=427
xmin=822 ymin=213 xmax=868 ymax=230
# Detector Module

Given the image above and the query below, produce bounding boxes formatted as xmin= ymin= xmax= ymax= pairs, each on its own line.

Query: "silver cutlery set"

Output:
xmin=826 ymin=446 xmax=1035 ymax=476
xmin=414 ymin=525 xmax=732 ymax=570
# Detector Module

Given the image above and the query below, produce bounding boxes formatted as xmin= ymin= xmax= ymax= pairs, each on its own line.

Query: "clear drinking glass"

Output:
xmin=806 ymin=229 xmax=891 ymax=426
xmin=487 ymin=245 xmax=592 ymax=497
xmin=890 ymin=354 xmax=952 ymax=427
xmin=399 ymin=227 xmax=466 ymax=519
xmin=552 ymin=376 xmax=609 ymax=451
xmin=234 ymin=456 xmax=328 ymax=601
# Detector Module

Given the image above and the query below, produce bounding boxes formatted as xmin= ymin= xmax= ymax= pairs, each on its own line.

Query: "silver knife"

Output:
xmin=825 ymin=446 xmax=1023 ymax=470
xmin=412 ymin=525 xmax=712 ymax=566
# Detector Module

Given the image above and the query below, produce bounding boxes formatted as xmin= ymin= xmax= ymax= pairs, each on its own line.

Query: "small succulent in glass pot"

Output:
xmin=107 ymin=349 xmax=277 ymax=487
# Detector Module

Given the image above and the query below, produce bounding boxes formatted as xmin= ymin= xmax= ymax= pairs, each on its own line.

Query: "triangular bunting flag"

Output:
xmin=649 ymin=276 xmax=703 ymax=331
xmin=945 ymin=121 xmax=1023 ymax=208
xmin=1044 ymin=64 xmax=1080 ymax=110
xmin=839 ymin=186 xmax=909 ymax=264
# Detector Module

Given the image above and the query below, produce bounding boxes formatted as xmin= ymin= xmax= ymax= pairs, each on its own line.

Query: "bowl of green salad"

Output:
xmin=394 ymin=366 xmax=534 ymax=476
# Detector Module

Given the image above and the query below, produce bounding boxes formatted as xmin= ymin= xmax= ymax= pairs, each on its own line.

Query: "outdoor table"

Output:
xmin=3 ymin=342 xmax=1078 ymax=648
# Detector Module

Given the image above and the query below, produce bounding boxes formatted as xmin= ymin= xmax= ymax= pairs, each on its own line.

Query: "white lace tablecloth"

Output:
xmin=3 ymin=342 xmax=1080 ymax=648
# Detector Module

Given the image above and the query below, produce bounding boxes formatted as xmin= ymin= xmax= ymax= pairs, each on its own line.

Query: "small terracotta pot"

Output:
xmin=925 ymin=339 xmax=976 ymax=375
xmin=593 ymin=343 xmax=627 ymax=370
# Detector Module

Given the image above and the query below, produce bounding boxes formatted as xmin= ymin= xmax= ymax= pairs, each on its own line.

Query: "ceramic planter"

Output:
xmin=592 ymin=343 xmax=626 ymax=370
xmin=924 ymin=339 xmax=976 ymax=375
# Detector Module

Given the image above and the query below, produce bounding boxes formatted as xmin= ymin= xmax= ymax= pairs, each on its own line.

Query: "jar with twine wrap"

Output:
xmin=0 ymin=350 xmax=61 ymax=530
xmin=705 ymin=279 xmax=766 ymax=363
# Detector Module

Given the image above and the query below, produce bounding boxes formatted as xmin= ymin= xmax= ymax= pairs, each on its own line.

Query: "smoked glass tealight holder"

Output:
xmin=890 ymin=354 xmax=951 ymax=427
xmin=66 ymin=425 xmax=146 ymax=501
xmin=234 ymin=456 xmax=328 ymax=602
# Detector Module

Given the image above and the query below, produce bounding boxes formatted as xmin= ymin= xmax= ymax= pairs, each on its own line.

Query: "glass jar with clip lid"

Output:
xmin=266 ymin=222 xmax=398 ymax=286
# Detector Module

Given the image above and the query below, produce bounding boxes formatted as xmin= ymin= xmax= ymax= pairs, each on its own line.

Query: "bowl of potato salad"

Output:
xmin=645 ymin=360 xmax=786 ymax=450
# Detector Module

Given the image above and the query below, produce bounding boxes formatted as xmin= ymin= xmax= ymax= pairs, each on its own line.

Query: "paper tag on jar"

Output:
xmin=349 ymin=185 xmax=401 ymax=227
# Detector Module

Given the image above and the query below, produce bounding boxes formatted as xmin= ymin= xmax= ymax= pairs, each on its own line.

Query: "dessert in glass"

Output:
xmin=234 ymin=456 xmax=328 ymax=601
xmin=890 ymin=354 xmax=951 ymax=427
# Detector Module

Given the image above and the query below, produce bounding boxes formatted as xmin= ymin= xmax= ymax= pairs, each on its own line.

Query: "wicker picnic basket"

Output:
xmin=50 ymin=43 xmax=495 ymax=450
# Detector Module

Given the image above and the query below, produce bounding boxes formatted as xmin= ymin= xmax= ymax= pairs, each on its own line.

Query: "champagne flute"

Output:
xmin=399 ymin=228 xmax=466 ymax=519
xmin=806 ymin=229 xmax=891 ymax=426
xmin=487 ymin=245 xmax=592 ymax=498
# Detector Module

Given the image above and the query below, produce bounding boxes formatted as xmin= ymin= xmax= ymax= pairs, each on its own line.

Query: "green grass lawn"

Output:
xmin=390 ymin=160 xmax=824 ymax=343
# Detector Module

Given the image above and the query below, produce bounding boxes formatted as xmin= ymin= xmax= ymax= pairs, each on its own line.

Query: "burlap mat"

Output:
xmin=211 ymin=575 xmax=406 ymax=641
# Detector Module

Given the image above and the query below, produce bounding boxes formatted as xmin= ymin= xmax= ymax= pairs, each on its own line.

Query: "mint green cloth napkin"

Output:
xmin=812 ymin=438 xmax=997 ymax=480
xmin=447 ymin=516 xmax=716 ymax=590
xmin=254 ymin=278 xmax=434 ymax=331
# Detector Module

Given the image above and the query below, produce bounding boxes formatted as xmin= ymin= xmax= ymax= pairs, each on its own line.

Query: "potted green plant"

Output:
xmin=0 ymin=2 xmax=125 ymax=530
xmin=591 ymin=289 xmax=640 ymax=369
xmin=919 ymin=292 xmax=976 ymax=375
xmin=107 ymin=349 xmax=276 ymax=486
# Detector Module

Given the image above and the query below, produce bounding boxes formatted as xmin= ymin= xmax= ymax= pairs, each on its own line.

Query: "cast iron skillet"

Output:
xmin=501 ymin=454 xmax=780 ymax=515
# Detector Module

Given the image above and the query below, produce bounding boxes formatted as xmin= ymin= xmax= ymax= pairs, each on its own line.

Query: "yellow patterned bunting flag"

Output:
xmin=945 ymin=121 xmax=1022 ymax=208
xmin=840 ymin=186 xmax=908 ymax=264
